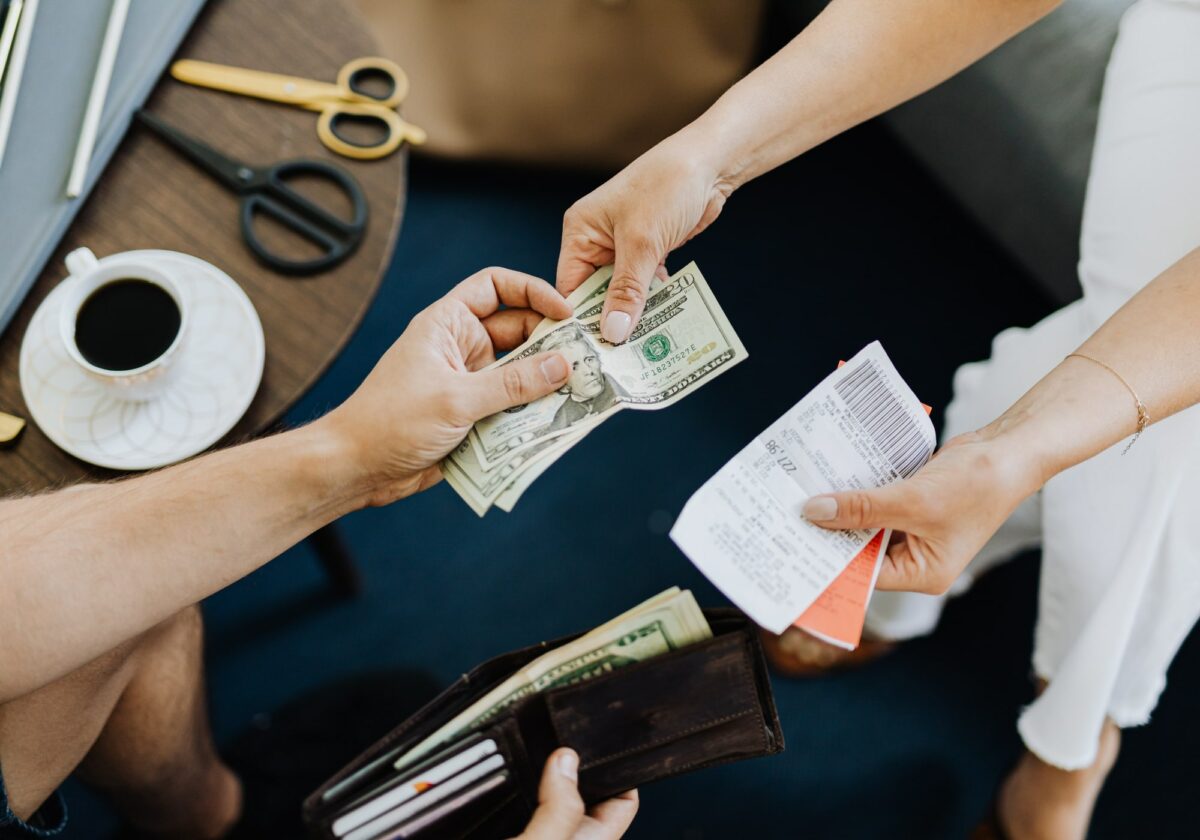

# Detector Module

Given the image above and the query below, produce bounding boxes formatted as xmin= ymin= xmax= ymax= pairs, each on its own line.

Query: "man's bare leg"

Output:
xmin=0 ymin=606 xmax=240 ymax=839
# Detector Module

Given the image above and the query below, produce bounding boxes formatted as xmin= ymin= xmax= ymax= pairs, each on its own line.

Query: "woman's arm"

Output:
xmin=700 ymin=0 xmax=1062 ymax=189
xmin=802 ymin=246 xmax=1200 ymax=593
xmin=0 ymin=268 xmax=574 ymax=703
xmin=559 ymin=0 xmax=1063 ymax=342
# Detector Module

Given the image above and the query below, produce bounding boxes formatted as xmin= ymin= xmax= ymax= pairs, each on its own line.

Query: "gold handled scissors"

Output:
xmin=170 ymin=57 xmax=427 ymax=160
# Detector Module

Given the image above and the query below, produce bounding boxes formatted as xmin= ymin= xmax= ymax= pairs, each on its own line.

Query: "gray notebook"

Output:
xmin=0 ymin=0 xmax=206 ymax=337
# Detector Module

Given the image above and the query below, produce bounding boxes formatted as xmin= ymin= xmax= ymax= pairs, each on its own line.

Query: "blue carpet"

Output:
xmin=59 ymin=122 xmax=1199 ymax=838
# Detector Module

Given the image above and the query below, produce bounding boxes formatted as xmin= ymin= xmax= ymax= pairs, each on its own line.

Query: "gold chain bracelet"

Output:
xmin=1066 ymin=353 xmax=1150 ymax=454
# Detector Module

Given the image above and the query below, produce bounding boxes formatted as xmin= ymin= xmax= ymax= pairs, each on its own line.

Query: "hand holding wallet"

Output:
xmin=303 ymin=593 xmax=784 ymax=840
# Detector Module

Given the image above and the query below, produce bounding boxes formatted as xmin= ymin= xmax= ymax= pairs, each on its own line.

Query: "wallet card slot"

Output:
xmin=381 ymin=770 xmax=510 ymax=840
xmin=311 ymin=645 xmax=563 ymax=813
xmin=359 ymin=718 xmax=533 ymax=840
xmin=408 ymin=717 xmax=533 ymax=839
xmin=347 ymin=754 xmax=506 ymax=840
xmin=332 ymin=734 xmax=503 ymax=836
xmin=331 ymin=720 xmax=533 ymax=840
xmin=479 ymin=716 xmax=540 ymax=812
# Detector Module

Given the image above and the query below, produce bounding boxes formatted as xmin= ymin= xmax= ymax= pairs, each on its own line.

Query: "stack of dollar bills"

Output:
xmin=442 ymin=263 xmax=747 ymax=515
xmin=392 ymin=587 xmax=711 ymax=772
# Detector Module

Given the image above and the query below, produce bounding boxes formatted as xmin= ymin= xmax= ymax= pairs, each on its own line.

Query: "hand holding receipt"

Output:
xmin=671 ymin=342 xmax=936 ymax=634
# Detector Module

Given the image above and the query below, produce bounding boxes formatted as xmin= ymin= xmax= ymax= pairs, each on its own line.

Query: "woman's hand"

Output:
xmin=320 ymin=267 xmax=574 ymax=507
xmin=557 ymin=131 xmax=733 ymax=344
xmin=801 ymin=428 xmax=1043 ymax=594
xmin=514 ymin=749 xmax=639 ymax=840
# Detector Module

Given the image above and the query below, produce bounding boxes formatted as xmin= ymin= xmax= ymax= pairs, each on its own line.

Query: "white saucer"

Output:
xmin=20 ymin=250 xmax=265 ymax=471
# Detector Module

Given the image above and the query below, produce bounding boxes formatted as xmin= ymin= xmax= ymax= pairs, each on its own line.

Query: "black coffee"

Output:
xmin=74 ymin=279 xmax=181 ymax=372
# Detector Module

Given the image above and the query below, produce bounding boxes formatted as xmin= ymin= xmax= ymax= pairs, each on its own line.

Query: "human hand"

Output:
xmin=801 ymin=429 xmax=1043 ymax=594
xmin=558 ymin=131 xmax=733 ymax=344
xmin=320 ymin=267 xmax=574 ymax=507
xmin=513 ymin=749 xmax=639 ymax=840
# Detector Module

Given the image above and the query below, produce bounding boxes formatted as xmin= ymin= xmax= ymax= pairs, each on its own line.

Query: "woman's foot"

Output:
xmin=759 ymin=626 xmax=895 ymax=677
xmin=991 ymin=720 xmax=1120 ymax=840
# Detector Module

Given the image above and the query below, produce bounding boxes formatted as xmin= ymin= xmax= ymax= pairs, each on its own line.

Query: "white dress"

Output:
xmin=864 ymin=0 xmax=1200 ymax=770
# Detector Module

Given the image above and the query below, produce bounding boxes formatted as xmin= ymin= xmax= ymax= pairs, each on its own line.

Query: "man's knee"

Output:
xmin=40 ymin=604 xmax=202 ymax=691
xmin=0 ymin=611 xmax=203 ymax=822
xmin=112 ymin=604 xmax=206 ymax=766
xmin=135 ymin=604 xmax=203 ymax=666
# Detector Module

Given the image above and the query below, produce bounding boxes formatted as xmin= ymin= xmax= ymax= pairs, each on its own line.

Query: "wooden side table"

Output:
xmin=0 ymin=0 xmax=408 ymax=594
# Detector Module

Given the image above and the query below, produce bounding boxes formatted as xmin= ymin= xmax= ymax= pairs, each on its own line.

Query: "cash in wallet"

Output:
xmin=304 ymin=588 xmax=783 ymax=839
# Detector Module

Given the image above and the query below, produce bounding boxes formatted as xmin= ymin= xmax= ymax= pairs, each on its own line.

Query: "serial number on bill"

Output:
xmin=639 ymin=343 xmax=699 ymax=380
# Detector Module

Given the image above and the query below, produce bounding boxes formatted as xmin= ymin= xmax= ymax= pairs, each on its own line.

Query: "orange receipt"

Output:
xmin=792 ymin=362 xmax=932 ymax=650
xmin=793 ymin=528 xmax=889 ymax=650
xmin=672 ymin=343 xmax=936 ymax=635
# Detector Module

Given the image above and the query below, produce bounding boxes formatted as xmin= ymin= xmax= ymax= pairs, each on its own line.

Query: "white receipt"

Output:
xmin=670 ymin=342 xmax=935 ymax=633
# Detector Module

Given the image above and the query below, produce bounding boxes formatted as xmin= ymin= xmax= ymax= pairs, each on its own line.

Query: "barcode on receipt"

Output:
xmin=834 ymin=359 xmax=932 ymax=478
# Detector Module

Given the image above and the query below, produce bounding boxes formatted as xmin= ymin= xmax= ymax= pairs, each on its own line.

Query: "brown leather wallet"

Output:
xmin=303 ymin=608 xmax=784 ymax=839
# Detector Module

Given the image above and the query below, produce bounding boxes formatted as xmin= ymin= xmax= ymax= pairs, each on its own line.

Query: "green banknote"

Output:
xmin=442 ymin=262 xmax=745 ymax=514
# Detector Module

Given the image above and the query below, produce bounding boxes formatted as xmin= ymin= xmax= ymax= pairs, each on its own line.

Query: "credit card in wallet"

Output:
xmin=374 ymin=771 xmax=510 ymax=840
xmin=334 ymin=739 xmax=499 ymax=837
xmin=342 ymin=753 xmax=507 ymax=840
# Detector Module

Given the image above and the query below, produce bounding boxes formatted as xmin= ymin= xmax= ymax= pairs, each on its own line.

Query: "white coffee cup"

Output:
xmin=59 ymin=248 xmax=189 ymax=402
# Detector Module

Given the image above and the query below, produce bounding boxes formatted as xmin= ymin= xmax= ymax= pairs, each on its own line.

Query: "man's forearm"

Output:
xmin=686 ymin=0 xmax=1061 ymax=187
xmin=0 ymin=422 xmax=366 ymax=702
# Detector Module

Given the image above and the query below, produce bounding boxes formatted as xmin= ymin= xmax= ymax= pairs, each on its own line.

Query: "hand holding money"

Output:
xmin=442 ymin=263 xmax=747 ymax=514
xmin=556 ymin=130 xmax=731 ymax=344
xmin=322 ymin=266 xmax=573 ymax=506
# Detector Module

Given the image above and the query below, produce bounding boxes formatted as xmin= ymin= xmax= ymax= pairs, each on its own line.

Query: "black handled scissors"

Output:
xmin=135 ymin=110 xmax=367 ymax=275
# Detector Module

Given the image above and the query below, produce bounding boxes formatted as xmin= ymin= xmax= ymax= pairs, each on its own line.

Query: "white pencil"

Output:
xmin=0 ymin=1 xmax=25 ymax=84
xmin=65 ymin=0 xmax=130 ymax=198
xmin=0 ymin=0 xmax=37 ymax=169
